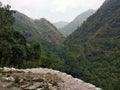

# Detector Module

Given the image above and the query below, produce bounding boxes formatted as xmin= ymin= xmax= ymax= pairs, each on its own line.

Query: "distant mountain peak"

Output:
xmin=53 ymin=21 xmax=69 ymax=29
xmin=59 ymin=9 xmax=95 ymax=36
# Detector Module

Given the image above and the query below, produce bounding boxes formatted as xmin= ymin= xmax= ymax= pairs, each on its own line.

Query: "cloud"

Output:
xmin=0 ymin=0 xmax=105 ymax=22
xmin=50 ymin=0 xmax=78 ymax=12
xmin=50 ymin=0 xmax=105 ymax=12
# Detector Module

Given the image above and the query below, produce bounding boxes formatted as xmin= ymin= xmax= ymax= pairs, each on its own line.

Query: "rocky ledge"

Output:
xmin=0 ymin=67 xmax=102 ymax=90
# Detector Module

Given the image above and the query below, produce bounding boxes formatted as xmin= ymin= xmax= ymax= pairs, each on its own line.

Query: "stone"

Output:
xmin=21 ymin=84 xmax=30 ymax=88
xmin=19 ymin=79 xmax=24 ymax=83
xmin=24 ymin=82 xmax=41 ymax=90
xmin=96 ymin=88 xmax=102 ymax=90
xmin=25 ymin=85 xmax=36 ymax=90
xmin=88 ymin=84 xmax=95 ymax=88
xmin=11 ymin=67 xmax=16 ymax=71
xmin=36 ymin=88 xmax=44 ymax=90
xmin=34 ymin=82 xmax=41 ymax=87
xmin=3 ymin=67 xmax=11 ymax=73
xmin=5 ymin=76 xmax=15 ymax=81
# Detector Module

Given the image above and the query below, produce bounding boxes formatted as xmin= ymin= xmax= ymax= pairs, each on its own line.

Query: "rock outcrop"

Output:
xmin=0 ymin=67 xmax=102 ymax=90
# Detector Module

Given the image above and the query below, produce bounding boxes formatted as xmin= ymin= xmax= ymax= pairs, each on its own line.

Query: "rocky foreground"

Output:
xmin=0 ymin=67 xmax=102 ymax=90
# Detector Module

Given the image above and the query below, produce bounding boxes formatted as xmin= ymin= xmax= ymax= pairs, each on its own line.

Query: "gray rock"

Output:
xmin=25 ymin=82 xmax=41 ymax=90
xmin=36 ymin=88 xmax=43 ymax=90
xmin=3 ymin=67 xmax=11 ymax=72
xmin=25 ymin=85 xmax=36 ymax=90
xmin=4 ymin=76 xmax=15 ymax=82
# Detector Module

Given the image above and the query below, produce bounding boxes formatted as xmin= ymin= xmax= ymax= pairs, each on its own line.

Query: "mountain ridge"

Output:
xmin=65 ymin=0 xmax=120 ymax=45
xmin=13 ymin=11 xmax=64 ymax=49
xmin=63 ymin=0 xmax=120 ymax=89
xmin=60 ymin=9 xmax=95 ymax=36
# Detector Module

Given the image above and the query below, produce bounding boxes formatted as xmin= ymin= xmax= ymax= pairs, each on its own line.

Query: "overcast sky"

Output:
xmin=1 ymin=0 xmax=105 ymax=22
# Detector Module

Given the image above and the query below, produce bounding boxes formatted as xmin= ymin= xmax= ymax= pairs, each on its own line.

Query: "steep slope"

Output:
xmin=14 ymin=12 xmax=64 ymax=49
xmin=63 ymin=0 xmax=120 ymax=90
xmin=53 ymin=21 xmax=68 ymax=29
xmin=65 ymin=0 xmax=120 ymax=45
xmin=34 ymin=18 xmax=64 ymax=46
xmin=13 ymin=11 xmax=40 ymax=43
xmin=60 ymin=9 xmax=95 ymax=36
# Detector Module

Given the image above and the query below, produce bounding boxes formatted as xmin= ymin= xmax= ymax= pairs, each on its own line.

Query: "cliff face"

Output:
xmin=0 ymin=67 xmax=101 ymax=90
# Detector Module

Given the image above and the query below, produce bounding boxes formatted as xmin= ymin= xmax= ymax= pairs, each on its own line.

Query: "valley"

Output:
xmin=0 ymin=0 xmax=120 ymax=90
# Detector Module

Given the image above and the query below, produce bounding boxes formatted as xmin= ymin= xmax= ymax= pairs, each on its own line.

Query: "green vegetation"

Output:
xmin=1 ymin=4 xmax=56 ymax=68
xmin=63 ymin=0 xmax=120 ymax=90
xmin=0 ymin=2 xmax=64 ymax=70
xmin=14 ymin=12 xmax=64 ymax=50
xmin=0 ymin=0 xmax=120 ymax=90
xmin=0 ymin=3 xmax=27 ymax=67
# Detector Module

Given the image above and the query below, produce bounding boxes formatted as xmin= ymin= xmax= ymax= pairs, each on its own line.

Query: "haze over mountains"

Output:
xmin=0 ymin=0 xmax=120 ymax=90
xmin=65 ymin=0 xmax=120 ymax=45
xmin=53 ymin=21 xmax=68 ymax=29
xmin=14 ymin=9 xmax=95 ymax=41
xmin=57 ymin=9 xmax=95 ymax=36
xmin=9 ymin=1 xmax=120 ymax=89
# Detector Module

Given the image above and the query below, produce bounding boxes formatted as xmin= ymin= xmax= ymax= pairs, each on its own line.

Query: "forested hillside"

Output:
xmin=13 ymin=11 xmax=40 ymax=44
xmin=34 ymin=18 xmax=64 ymax=47
xmin=14 ymin=12 xmax=64 ymax=50
xmin=63 ymin=0 xmax=120 ymax=90
xmin=0 ymin=0 xmax=120 ymax=90
xmin=0 ymin=2 xmax=64 ymax=70
xmin=0 ymin=3 xmax=40 ymax=68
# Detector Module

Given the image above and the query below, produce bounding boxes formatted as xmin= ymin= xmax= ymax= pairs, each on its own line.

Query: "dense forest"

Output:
xmin=64 ymin=0 xmax=120 ymax=90
xmin=0 ymin=2 xmax=64 ymax=69
xmin=0 ymin=0 xmax=120 ymax=90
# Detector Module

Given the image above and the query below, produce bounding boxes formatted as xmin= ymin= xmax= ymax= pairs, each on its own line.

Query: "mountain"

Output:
xmin=14 ymin=11 xmax=64 ymax=49
xmin=63 ymin=0 xmax=120 ymax=90
xmin=34 ymin=18 xmax=64 ymax=46
xmin=65 ymin=0 xmax=120 ymax=45
xmin=13 ymin=11 xmax=40 ymax=43
xmin=53 ymin=21 xmax=68 ymax=29
xmin=60 ymin=9 xmax=95 ymax=36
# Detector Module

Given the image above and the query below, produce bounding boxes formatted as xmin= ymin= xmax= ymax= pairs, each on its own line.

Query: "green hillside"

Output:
xmin=63 ymin=0 xmax=120 ymax=90
xmin=14 ymin=11 xmax=40 ymax=43
xmin=34 ymin=18 xmax=64 ymax=46
xmin=14 ymin=12 xmax=64 ymax=50
xmin=1 ymin=0 xmax=120 ymax=90
xmin=65 ymin=0 xmax=120 ymax=44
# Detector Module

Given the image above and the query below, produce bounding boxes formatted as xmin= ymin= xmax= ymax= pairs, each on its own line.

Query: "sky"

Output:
xmin=1 ymin=0 xmax=105 ymax=22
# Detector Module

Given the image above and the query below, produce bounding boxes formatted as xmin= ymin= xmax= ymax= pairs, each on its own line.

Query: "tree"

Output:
xmin=0 ymin=2 xmax=27 ymax=67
